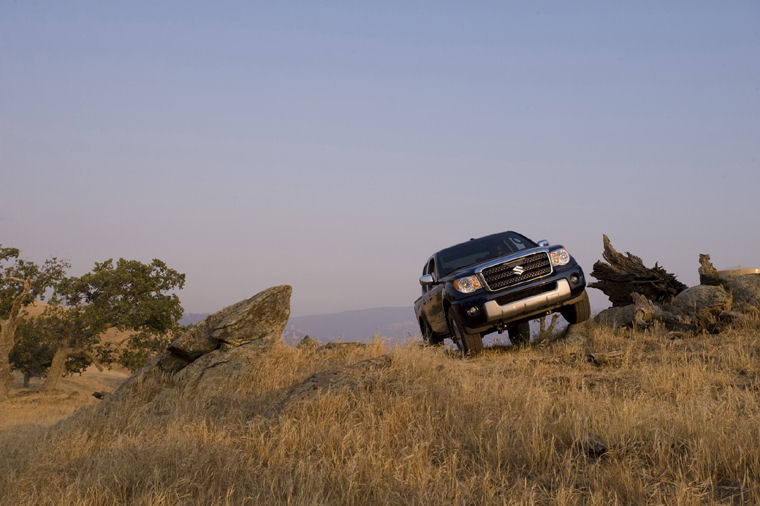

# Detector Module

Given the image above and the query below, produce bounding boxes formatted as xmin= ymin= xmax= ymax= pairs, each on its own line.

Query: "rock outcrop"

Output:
xmin=588 ymin=243 xmax=759 ymax=335
xmin=725 ymin=275 xmax=760 ymax=313
xmin=672 ymin=285 xmax=731 ymax=315
xmin=168 ymin=285 xmax=291 ymax=364
xmin=104 ymin=285 xmax=292 ymax=404
xmin=265 ymin=355 xmax=392 ymax=418
xmin=296 ymin=335 xmax=320 ymax=351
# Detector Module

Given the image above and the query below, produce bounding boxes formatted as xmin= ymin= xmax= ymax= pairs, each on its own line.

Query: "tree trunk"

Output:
xmin=42 ymin=347 xmax=71 ymax=392
xmin=0 ymin=324 xmax=17 ymax=401
xmin=0 ymin=349 xmax=11 ymax=401
xmin=23 ymin=372 xmax=31 ymax=388
xmin=0 ymin=277 xmax=32 ymax=402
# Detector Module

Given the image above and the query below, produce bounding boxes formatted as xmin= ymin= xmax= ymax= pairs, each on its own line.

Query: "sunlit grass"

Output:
xmin=1 ymin=326 xmax=759 ymax=504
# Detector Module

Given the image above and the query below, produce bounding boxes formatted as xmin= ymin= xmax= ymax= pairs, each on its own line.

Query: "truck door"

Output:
xmin=423 ymin=257 xmax=448 ymax=333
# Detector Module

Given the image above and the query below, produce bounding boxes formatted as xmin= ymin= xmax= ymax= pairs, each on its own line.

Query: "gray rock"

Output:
xmin=93 ymin=285 xmax=292 ymax=409
xmin=155 ymin=352 xmax=191 ymax=373
xmin=595 ymin=305 xmax=636 ymax=328
xmin=210 ymin=285 xmax=292 ymax=346
xmin=726 ymin=275 xmax=760 ymax=311
xmin=562 ymin=320 xmax=594 ymax=346
xmin=673 ymin=285 xmax=731 ymax=314
xmin=56 ymin=286 xmax=293 ymax=432
xmin=174 ymin=340 xmax=273 ymax=394
xmin=296 ymin=335 xmax=319 ymax=351
xmin=168 ymin=285 xmax=292 ymax=360
xmin=265 ymin=355 xmax=392 ymax=418
xmin=167 ymin=323 xmax=218 ymax=361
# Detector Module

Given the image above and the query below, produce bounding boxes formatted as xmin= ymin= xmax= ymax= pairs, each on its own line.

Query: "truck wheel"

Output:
xmin=421 ymin=319 xmax=443 ymax=346
xmin=561 ymin=290 xmax=591 ymax=324
xmin=447 ymin=310 xmax=483 ymax=356
xmin=507 ymin=321 xmax=531 ymax=346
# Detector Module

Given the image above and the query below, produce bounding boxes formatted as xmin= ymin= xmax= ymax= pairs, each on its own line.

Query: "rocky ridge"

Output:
xmin=564 ymin=242 xmax=760 ymax=343
xmin=73 ymin=284 xmax=392 ymax=421
xmin=94 ymin=285 xmax=293 ymax=406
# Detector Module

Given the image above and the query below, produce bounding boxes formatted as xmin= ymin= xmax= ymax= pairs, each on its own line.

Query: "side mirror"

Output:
xmin=537 ymin=240 xmax=550 ymax=247
xmin=419 ymin=274 xmax=436 ymax=286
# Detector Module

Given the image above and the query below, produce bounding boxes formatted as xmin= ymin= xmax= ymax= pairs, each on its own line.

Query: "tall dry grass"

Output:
xmin=1 ymin=325 xmax=759 ymax=505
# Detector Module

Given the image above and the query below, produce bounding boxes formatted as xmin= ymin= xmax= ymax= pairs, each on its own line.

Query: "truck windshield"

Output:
xmin=437 ymin=231 xmax=537 ymax=277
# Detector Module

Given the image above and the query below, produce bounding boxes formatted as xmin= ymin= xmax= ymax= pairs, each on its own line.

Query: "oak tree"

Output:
xmin=41 ymin=258 xmax=185 ymax=390
xmin=9 ymin=317 xmax=55 ymax=387
xmin=0 ymin=245 xmax=69 ymax=400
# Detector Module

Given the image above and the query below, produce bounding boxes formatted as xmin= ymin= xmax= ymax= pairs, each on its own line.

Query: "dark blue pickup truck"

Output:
xmin=414 ymin=230 xmax=589 ymax=354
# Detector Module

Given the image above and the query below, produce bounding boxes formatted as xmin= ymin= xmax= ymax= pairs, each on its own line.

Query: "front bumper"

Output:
xmin=449 ymin=266 xmax=585 ymax=333
xmin=482 ymin=278 xmax=572 ymax=324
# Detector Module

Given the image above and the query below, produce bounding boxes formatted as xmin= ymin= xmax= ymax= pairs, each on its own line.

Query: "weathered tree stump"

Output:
xmin=589 ymin=235 xmax=686 ymax=306
xmin=698 ymin=254 xmax=721 ymax=286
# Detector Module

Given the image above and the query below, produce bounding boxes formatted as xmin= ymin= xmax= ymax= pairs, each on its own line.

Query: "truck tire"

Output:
xmin=507 ymin=321 xmax=531 ymax=346
xmin=561 ymin=290 xmax=591 ymax=324
xmin=421 ymin=319 xmax=443 ymax=346
xmin=447 ymin=310 xmax=483 ymax=356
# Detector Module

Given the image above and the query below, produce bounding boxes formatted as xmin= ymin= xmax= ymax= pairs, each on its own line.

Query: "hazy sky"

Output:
xmin=2 ymin=1 xmax=759 ymax=316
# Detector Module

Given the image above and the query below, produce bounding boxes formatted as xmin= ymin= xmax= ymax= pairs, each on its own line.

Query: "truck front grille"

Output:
xmin=480 ymin=252 xmax=552 ymax=291
xmin=495 ymin=281 xmax=557 ymax=305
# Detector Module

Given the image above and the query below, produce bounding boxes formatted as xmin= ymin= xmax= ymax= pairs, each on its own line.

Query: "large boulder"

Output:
xmin=169 ymin=285 xmax=291 ymax=359
xmin=101 ymin=285 xmax=292 ymax=405
xmin=672 ymin=285 xmax=731 ymax=315
xmin=725 ymin=275 xmax=760 ymax=312
xmin=265 ymin=355 xmax=392 ymax=418
xmin=173 ymin=344 xmax=273 ymax=395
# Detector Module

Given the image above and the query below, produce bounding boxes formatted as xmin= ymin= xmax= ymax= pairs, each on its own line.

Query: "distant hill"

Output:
xmin=180 ymin=313 xmax=211 ymax=326
xmin=180 ymin=306 xmax=419 ymax=344
xmin=283 ymin=306 xmax=419 ymax=344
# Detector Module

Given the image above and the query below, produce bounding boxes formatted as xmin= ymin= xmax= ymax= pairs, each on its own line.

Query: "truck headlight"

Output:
xmin=550 ymin=248 xmax=571 ymax=266
xmin=453 ymin=276 xmax=481 ymax=293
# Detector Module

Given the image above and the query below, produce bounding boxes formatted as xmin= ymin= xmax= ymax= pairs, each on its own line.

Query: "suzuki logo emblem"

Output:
xmin=512 ymin=265 xmax=525 ymax=275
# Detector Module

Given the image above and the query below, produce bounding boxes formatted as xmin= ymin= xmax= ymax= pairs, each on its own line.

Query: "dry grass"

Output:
xmin=1 ymin=325 xmax=759 ymax=505
xmin=0 ymin=367 xmax=129 ymax=430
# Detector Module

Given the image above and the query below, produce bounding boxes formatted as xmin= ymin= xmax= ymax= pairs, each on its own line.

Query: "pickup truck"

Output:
xmin=414 ymin=230 xmax=589 ymax=354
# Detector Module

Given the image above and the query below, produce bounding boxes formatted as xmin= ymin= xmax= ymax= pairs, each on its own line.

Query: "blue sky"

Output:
xmin=2 ymin=1 xmax=759 ymax=316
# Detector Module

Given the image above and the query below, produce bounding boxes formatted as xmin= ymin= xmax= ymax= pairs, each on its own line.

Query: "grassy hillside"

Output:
xmin=1 ymin=324 xmax=759 ymax=504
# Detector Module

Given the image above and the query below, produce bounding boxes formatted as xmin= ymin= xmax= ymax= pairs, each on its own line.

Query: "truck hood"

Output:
xmin=440 ymin=246 xmax=554 ymax=282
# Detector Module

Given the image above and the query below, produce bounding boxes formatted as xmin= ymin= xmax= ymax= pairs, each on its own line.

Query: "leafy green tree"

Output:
xmin=0 ymin=245 xmax=69 ymax=400
xmin=8 ymin=312 xmax=93 ymax=388
xmin=41 ymin=258 xmax=185 ymax=390
xmin=35 ymin=306 xmax=104 ymax=391
xmin=9 ymin=317 xmax=55 ymax=387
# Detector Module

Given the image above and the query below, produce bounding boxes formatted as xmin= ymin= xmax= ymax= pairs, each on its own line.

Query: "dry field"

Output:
xmin=1 ymin=324 xmax=759 ymax=505
xmin=0 ymin=367 xmax=130 ymax=430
